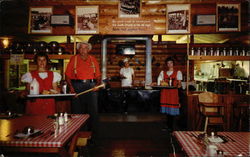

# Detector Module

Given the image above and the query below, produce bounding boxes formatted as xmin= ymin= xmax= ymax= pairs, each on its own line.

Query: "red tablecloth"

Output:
xmin=173 ymin=131 xmax=250 ymax=157
xmin=0 ymin=114 xmax=89 ymax=148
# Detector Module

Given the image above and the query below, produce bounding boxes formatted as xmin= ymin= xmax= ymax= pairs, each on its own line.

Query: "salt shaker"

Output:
xmin=64 ymin=112 xmax=68 ymax=122
xmin=211 ymin=132 xmax=215 ymax=139
xmin=58 ymin=113 xmax=64 ymax=125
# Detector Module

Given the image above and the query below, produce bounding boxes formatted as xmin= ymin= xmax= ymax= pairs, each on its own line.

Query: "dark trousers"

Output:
xmin=71 ymin=81 xmax=99 ymax=134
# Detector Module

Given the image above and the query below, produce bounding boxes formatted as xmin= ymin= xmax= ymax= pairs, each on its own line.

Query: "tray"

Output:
xmin=27 ymin=93 xmax=75 ymax=98
xmin=151 ymin=86 xmax=177 ymax=89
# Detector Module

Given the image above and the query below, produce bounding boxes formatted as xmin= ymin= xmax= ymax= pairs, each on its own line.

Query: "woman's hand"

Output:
xmin=19 ymin=90 xmax=28 ymax=98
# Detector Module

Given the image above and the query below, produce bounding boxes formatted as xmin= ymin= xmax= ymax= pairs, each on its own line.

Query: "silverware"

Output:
xmin=224 ymin=135 xmax=235 ymax=142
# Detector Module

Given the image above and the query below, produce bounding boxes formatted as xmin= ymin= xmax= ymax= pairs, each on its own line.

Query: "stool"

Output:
xmin=197 ymin=92 xmax=225 ymax=132
xmin=233 ymin=102 xmax=249 ymax=131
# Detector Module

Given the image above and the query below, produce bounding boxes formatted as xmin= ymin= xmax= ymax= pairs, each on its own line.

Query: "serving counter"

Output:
xmin=99 ymin=87 xmax=161 ymax=113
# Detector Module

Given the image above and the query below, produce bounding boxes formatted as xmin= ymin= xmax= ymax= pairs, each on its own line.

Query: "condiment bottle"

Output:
xmin=169 ymin=78 xmax=172 ymax=87
xmin=64 ymin=112 xmax=68 ymax=122
xmin=58 ymin=113 xmax=64 ymax=125
xmin=30 ymin=78 xmax=39 ymax=95
xmin=62 ymin=80 xmax=67 ymax=94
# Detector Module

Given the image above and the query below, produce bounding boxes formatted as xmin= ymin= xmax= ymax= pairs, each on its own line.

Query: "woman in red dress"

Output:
xmin=21 ymin=52 xmax=61 ymax=115
xmin=157 ymin=57 xmax=182 ymax=131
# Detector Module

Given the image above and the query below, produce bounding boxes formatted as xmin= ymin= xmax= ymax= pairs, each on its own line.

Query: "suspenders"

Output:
xmin=73 ymin=55 xmax=96 ymax=78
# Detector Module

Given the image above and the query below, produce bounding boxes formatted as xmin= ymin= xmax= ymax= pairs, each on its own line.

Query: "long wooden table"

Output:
xmin=173 ymin=131 xmax=250 ymax=157
xmin=0 ymin=114 xmax=89 ymax=156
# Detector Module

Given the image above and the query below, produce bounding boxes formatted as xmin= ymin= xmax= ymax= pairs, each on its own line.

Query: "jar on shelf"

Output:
xmin=228 ymin=48 xmax=233 ymax=56
xmin=209 ymin=47 xmax=214 ymax=56
xmin=203 ymin=47 xmax=207 ymax=56
xmin=196 ymin=47 xmax=201 ymax=56
xmin=190 ymin=47 xmax=194 ymax=55
xmin=215 ymin=47 xmax=220 ymax=56
xmin=222 ymin=48 xmax=227 ymax=56
xmin=234 ymin=48 xmax=239 ymax=56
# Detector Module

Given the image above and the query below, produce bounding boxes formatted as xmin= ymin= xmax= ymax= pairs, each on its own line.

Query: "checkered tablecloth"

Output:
xmin=0 ymin=114 xmax=89 ymax=148
xmin=173 ymin=131 xmax=250 ymax=157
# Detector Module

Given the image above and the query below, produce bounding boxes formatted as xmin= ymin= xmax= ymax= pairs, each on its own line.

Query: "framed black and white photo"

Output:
xmin=76 ymin=6 xmax=99 ymax=34
xmin=29 ymin=7 xmax=53 ymax=34
xmin=50 ymin=15 xmax=73 ymax=26
xmin=166 ymin=4 xmax=190 ymax=33
xmin=217 ymin=4 xmax=241 ymax=32
xmin=119 ymin=0 xmax=141 ymax=18
xmin=195 ymin=15 xmax=216 ymax=26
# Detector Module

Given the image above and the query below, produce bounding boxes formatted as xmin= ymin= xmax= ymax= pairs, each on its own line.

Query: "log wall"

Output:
xmin=1 ymin=0 xmax=248 ymax=35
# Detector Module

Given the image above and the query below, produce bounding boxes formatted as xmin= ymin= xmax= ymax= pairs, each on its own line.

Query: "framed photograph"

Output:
xmin=50 ymin=15 xmax=73 ymax=26
xmin=76 ymin=6 xmax=99 ymax=34
xmin=119 ymin=0 xmax=141 ymax=18
xmin=195 ymin=15 xmax=216 ymax=26
xmin=217 ymin=4 xmax=241 ymax=32
xmin=28 ymin=7 xmax=53 ymax=34
xmin=166 ymin=4 xmax=190 ymax=33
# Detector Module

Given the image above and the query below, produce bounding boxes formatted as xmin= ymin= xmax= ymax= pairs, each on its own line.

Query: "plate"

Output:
xmin=208 ymin=136 xmax=224 ymax=143
xmin=0 ymin=114 xmax=21 ymax=119
xmin=14 ymin=129 xmax=42 ymax=139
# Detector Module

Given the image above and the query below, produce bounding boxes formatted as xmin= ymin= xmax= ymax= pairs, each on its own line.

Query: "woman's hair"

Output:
xmin=165 ymin=57 xmax=175 ymax=65
xmin=34 ymin=52 xmax=50 ymax=64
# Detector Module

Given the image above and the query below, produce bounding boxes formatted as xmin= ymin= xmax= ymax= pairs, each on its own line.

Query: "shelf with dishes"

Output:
xmin=0 ymin=41 xmax=74 ymax=59
xmin=188 ymin=55 xmax=250 ymax=61
xmin=0 ymin=54 xmax=73 ymax=59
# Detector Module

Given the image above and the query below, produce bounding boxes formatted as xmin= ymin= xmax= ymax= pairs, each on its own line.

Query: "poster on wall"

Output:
xmin=76 ymin=6 xmax=99 ymax=34
xmin=166 ymin=4 xmax=190 ymax=34
xmin=28 ymin=7 xmax=53 ymax=34
xmin=119 ymin=0 xmax=141 ymax=18
xmin=217 ymin=4 xmax=240 ymax=32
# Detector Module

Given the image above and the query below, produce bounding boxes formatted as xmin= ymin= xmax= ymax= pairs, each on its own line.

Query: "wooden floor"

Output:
xmin=85 ymin=113 xmax=184 ymax=157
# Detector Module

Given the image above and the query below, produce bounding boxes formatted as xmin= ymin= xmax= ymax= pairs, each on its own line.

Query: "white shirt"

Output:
xmin=21 ymin=71 xmax=62 ymax=84
xmin=157 ymin=70 xmax=182 ymax=85
xmin=120 ymin=67 xmax=134 ymax=87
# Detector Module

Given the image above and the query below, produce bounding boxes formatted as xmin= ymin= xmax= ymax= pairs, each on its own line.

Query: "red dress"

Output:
xmin=160 ymin=70 xmax=180 ymax=108
xmin=26 ymin=71 xmax=56 ymax=115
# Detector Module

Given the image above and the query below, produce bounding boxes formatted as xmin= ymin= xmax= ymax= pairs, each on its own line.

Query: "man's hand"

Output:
xmin=69 ymin=87 xmax=76 ymax=94
xmin=92 ymin=86 xmax=99 ymax=92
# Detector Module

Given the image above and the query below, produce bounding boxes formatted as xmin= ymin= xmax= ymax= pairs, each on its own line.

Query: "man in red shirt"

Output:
xmin=65 ymin=42 xmax=101 ymax=134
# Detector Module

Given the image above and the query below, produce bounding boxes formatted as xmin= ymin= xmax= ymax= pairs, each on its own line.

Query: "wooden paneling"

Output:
xmin=190 ymin=3 xmax=216 ymax=34
xmin=1 ymin=1 xmax=248 ymax=35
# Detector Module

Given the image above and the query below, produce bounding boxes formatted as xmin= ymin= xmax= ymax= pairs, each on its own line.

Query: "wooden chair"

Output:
xmin=197 ymin=92 xmax=225 ymax=132
xmin=68 ymin=131 xmax=92 ymax=157
xmin=233 ymin=101 xmax=249 ymax=131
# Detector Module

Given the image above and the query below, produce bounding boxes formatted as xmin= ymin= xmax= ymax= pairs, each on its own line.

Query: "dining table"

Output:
xmin=173 ymin=131 xmax=250 ymax=157
xmin=0 ymin=114 xmax=89 ymax=156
